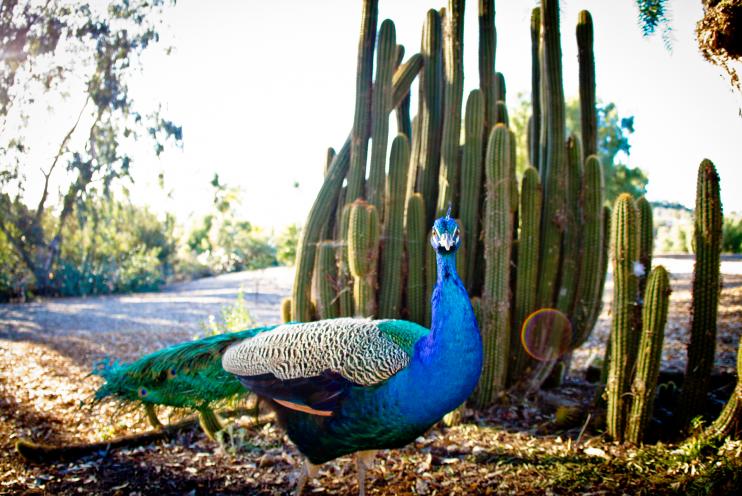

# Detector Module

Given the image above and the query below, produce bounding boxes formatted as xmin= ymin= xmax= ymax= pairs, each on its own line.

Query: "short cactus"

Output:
xmin=347 ymin=200 xmax=380 ymax=317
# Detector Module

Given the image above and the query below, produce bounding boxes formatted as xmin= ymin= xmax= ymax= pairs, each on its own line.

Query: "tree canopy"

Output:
xmin=0 ymin=0 xmax=182 ymax=294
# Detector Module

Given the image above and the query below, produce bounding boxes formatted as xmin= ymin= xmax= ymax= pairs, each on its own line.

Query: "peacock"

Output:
xmin=94 ymin=213 xmax=482 ymax=494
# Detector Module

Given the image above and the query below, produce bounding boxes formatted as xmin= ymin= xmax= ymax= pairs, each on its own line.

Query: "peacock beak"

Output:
xmin=439 ymin=233 xmax=454 ymax=251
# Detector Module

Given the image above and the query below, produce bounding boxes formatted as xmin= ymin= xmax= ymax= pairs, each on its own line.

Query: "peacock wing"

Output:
xmin=221 ymin=318 xmax=429 ymax=415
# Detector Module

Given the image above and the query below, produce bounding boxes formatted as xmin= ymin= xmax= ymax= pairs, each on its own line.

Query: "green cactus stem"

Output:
xmin=315 ymin=241 xmax=340 ymax=319
xmin=405 ymin=193 xmax=426 ymax=325
xmin=478 ymin=0 xmax=496 ymax=131
xmin=577 ymin=10 xmax=597 ymax=158
xmin=495 ymin=71 xmax=506 ymax=103
xmin=536 ymin=0 xmax=567 ymax=309
xmin=459 ymin=89 xmax=485 ymax=291
xmin=281 ymin=297 xmax=292 ymax=323
xmin=337 ymin=204 xmax=354 ymax=316
xmin=437 ymin=0 xmax=465 ymax=217
xmin=703 ymin=338 xmax=741 ymax=441
xmin=571 ymin=155 xmax=605 ymax=346
xmin=378 ymin=135 xmax=410 ymax=318
xmin=511 ymin=167 xmax=542 ymax=381
xmin=346 ymin=0 xmax=379 ymax=204
xmin=680 ymin=159 xmax=723 ymax=430
xmin=529 ymin=7 xmax=541 ymax=169
xmin=495 ymin=100 xmax=509 ymax=126
xmin=411 ymin=9 xmax=443 ymax=226
xmin=636 ymin=196 xmax=654 ymax=295
xmin=393 ymin=45 xmax=412 ymax=140
xmin=606 ymin=193 xmax=639 ymax=443
xmin=556 ymin=134 xmax=584 ymax=314
xmin=348 ymin=200 xmax=380 ymax=317
xmin=476 ymin=124 xmax=512 ymax=406
xmin=626 ymin=265 xmax=670 ymax=445
xmin=368 ymin=19 xmax=396 ymax=217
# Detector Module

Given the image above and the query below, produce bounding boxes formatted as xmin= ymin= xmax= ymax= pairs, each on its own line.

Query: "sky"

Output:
xmin=122 ymin=0 xmax=741 ymax=229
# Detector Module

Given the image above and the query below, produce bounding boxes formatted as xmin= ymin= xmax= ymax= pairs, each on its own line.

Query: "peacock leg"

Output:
xmin=294 ymin=458 xmax=320 ymax=495
xmin=355 ymin=450 xmax=377 ymax=496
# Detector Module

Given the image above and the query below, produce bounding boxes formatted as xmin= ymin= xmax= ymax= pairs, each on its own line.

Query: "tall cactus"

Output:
xmin=556 ymin=134 xmax=583 ymax=314
xmin=626 ymin=265 xmax=670 ymax=445
xmin=368 ymin=19 xmax=396 ymax=217
xmin=437 ymin=0 xmax=465 ymax=217
xmin=314 ymin=241 xmax=340 ymax=320
xmin=347 ymin=200 xmax=380 ymax=317
xmin=512 ymin=167 xmax=542 ymax=380
xmin=576 ymin=10 xmax=597 ymax=158
xmin=529 ymin=7 xmax=541 ymax=169
xmin=405 ymin=193 xmax=426 ymax=325
xmin=536 ymin=0 xmax=567 ymax=309
xmin=459 ymin=89 xmax=485 ymax=291
xmin=478 ymin=0 xmax=496 ymax=131
xmin=476 ymin=124 xmax=512 ymax=406
xmin=703 ymin=338 xmax=741 ymax=441
xmin=408 ymin=9 xmax=443 ymax=226
xmin=346 ymin=0 xmax=378 ymax=204
xmin=378 ymin=135 xmax=410 ymax=318
xmin=680 ymin=159 xmax=723 ymax=430
xmin=606 ymin=193 xmax=639 ymax=443
xmin=571 ymin=155 xmax=605 ymax=346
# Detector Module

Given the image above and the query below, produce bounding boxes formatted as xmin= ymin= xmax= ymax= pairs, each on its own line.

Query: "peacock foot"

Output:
xmin=355 ymin=450 xmax=378 ymax=496
xmin=293 ymin=458 xmax=320 ymax=495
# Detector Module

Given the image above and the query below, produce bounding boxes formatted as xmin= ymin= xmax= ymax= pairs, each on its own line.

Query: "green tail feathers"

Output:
xmin=94 ymin=326 xmax=276 ymax=409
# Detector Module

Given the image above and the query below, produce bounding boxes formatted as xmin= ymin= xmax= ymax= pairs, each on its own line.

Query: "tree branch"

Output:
xmin=35 ymin=95 xmax=90 ymax=223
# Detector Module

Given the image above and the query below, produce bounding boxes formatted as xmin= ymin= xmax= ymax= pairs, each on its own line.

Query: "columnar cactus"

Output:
xmin=367 ymin=19 xmax=396 ymax=217
xmin=347 ymin=200 xmax=380 ymax=317
xmin=636 ymin=196 xmax=654 ymax=293
xmin=536 ymin=0 xmax=567 ymax=309
xmin=576 ymin=9 xmax=597 ymax=158
xmin=458 ymin=89 xmax=485 ymax=291
xmin=529 ymin=7 xmax=541 ymax=169
xmin=606 ymin=193 xmax=639 ymax=442
xmin=314 ymin=241 xmax=340 ymax=319
xmin=556 ymin=134 xmax=583 ymax=314
xmin=512 ymin=167 xmax=542 ymax=380
xmin=571 ymin=155 xmax=605 ymax=346
xmin=626 ymin=265 xmax=670 ymax=445
xmin=393 ymin=45 xmax=412 ymax=140
xmin=703 ymin=338 xmax=741 ymax=441
xmin=408 ymin=9 xmax=443 ymax=227
xmin=437 ymin=0 xmax=465 ymax=217
xmin=405 ymin=193 xmax=426 ymax=325
xmin=478 ymin=0 xmax=496 ymax=131
xmin=476 ymin=124 xmax=512 ymax=406
xmin=346 ymin=0 xmax=378 ymax=204
xmin=680 ymin=159 xmax=723 ymax=430
xmin=378 ymin=135 xmax=410 ymax=318
xmin=337 ymin=204 xmax=354 ymax=317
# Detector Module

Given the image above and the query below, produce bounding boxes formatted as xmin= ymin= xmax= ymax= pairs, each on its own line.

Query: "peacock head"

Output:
xmin=430 ymin=207 xmax=461 ymax=254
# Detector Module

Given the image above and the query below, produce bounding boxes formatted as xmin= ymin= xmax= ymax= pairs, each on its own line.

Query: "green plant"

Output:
xmin=204 ymin=289 xmax=254 ymax=335
xmin=680 ymin=159 xmax=723 ymax=431
xmin=626 ymin=265 xmax=670 ymax=445
xmin=606 ymin=193 xmax=639 ymax=442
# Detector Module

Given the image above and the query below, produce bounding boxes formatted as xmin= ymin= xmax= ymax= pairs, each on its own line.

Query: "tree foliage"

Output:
xmin=512 ymin=96 xmax=647 ymax=204
xmin=0 ymin=0 xmax=182 ymax=295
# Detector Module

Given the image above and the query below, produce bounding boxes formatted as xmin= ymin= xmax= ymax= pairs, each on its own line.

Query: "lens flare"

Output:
xmin=520 ymin=308 xmax=572 ymax=361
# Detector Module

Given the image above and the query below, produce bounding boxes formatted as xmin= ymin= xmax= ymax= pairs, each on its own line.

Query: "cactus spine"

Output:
xmin=680 ymin=159 xmax=723 ymax=430
xmin=626 ymin=265 xmax=670 ymax=445
xmin=476 ymin=124 xmax=512 ymax=406
xmin=606 ymin=193 xmax=639 ymax=442
xmin=368 ymin=19 xmax=396 ymax=216
xmin=378 ymin=135 xmax=410 ymax=318
xmin=405 ymin=193 xmax=426 ymax=325
xmin=347 ymin=201 xmax=380 ymax=317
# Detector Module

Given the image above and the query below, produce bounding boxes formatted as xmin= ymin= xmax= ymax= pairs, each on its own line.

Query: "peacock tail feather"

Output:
xmin=94 ymin=325 xmax=278 ymax=409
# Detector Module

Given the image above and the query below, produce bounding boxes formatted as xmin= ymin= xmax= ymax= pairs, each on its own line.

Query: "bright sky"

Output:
xmin=125 ymin=0 xmax=742 ymax=229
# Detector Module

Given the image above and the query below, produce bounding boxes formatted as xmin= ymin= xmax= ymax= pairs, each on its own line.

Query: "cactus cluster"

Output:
xmin=289 ymin=0 xmax=610 ymax=407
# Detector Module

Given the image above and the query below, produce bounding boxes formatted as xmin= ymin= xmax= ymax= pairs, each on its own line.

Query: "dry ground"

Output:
xmin=1 ymin=259 xmax=740 ymax=495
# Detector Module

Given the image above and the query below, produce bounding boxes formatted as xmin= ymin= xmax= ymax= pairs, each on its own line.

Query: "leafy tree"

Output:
xmin=0 ymin=0 xmax=181 ymax=295
xmin=512 ymin=95 xmax=648 ymax=204
xmin=275 ymin=224 xmax=300 ymax=266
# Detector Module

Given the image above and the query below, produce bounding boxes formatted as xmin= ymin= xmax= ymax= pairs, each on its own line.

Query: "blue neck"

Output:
xmin=407 ymin=250 xmax=483 ymax=422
